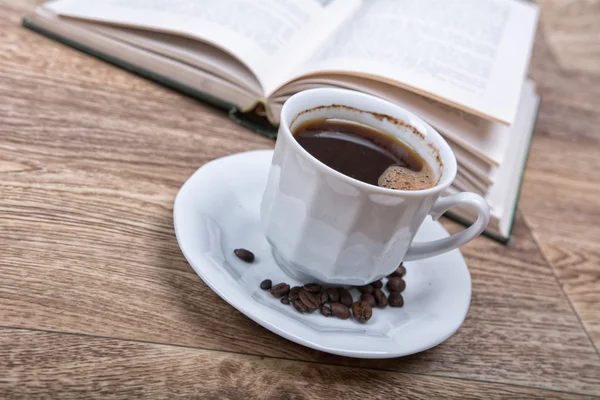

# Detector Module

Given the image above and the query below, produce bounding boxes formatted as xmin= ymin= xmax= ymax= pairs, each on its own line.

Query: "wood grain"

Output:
xmin=538 ymin=0 xmax=600 ymax=74
xmin=0 ymin=328 xmax=594 ymax=400
xmin=520 ymin=2 xmax=600 ymax=352
xmin=3 ymin=188 xmax=600 ymax=394
xmin=1 ymin=0 xmax=599 ymax=397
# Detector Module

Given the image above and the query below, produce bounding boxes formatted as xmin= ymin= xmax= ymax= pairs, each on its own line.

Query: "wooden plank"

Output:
xmin=520 ymin=1 xmax=600 ymax=352
xmin=2 ymin=172 xmax=599 ymax=395
xmin=0 ymin=328 xmax=593 ymax=399
xmin=537 ymin=0 xmax=600 ymax=74
xmin=530 ymin=230 xmax=600 ymax=350
xmin=521 ymin=135 xmax=600 ymax=349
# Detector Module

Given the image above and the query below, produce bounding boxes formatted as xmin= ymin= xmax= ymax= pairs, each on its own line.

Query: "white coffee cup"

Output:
xmin=260 ymin=88 xmax=490 ymax=286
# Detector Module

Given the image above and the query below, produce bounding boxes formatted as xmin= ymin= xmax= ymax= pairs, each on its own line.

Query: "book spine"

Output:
xmin=228 ymin=109 xmax=277 ymax=139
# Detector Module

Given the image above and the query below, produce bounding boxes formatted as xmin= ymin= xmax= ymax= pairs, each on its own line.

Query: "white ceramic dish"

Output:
xmin=173 ymin=150 xmax=471 ymax=358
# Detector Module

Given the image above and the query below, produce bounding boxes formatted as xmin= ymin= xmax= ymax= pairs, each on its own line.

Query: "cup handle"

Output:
xmin=404 ymin=192 xmax=491 ymax=261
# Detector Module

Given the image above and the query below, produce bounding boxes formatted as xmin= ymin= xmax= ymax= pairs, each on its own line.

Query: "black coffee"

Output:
xmin=292 ymin=119 xmax=436 ymax=191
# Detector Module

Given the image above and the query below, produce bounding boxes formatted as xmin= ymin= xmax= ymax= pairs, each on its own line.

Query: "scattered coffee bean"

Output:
xmin=318 ymin=291 xmax=329 ymax=306
xmin=327 ymin=287 xmax=339 ymax=303
xmin=320 ymin=305 xmax=332 ymax=317
xmin=388 ymin=292 xmax=404 ymax=307
xmin=361 ymin=293 xmax=376 ymax=307
xmin=331 ymin=303 xmax=351 ymax=319
xmin=352 ymin=301 xmax=373 ymax=323
xmin=260 ymin=271 xmax=409 ymax=321
xmin=292 ymin=298 xmax=309 ymax=313
xmin=374 ymin=288 xmax=388 ymax=308
xmin=338 ymin=288 xmax=353 ymax=307
xmin=289 ymin=286 xmax=302 ymax=300
xmin=389 ymin=264 xmax=406 ymax=278
xmin=233 ymin=248 xmax=255 ymax=263
xmin=270 ymin=283 xmax=290 ymax=298
xmin=303 ymin=283 xmax=322 ymax=293
xmin=386 ymin=277 xmax=406 ymax=292
xmin=358 ymin=285 xmax=374 ymax=294
xmin=299 ymin=290 xmax=319 ymax=312
xmin=259 ymin=279 xmax=272 ymax=290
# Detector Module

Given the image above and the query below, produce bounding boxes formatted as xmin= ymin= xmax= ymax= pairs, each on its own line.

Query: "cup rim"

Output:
xmin=280 ymin=88 xmax=458 ymax=197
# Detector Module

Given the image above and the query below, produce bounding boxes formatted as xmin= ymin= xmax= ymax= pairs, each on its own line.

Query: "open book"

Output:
xmin=24 ymin=0 xmax=540 ymax=242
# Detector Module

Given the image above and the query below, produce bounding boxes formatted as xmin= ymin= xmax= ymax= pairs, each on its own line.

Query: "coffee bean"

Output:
xmin=299 ymin=290 xmax=319 ymax=312
xmin=259 ymin=279 xmax=272 ymax=290
xmin=338 ymin=288 xmax=353 ymax=307
xmin=289 ymin=286 xmax=302 ymax=300
xmin=330 ymin=303 xmax=351 ymax=319
xmin=292 ymin=299 xmax=309 ymax=313
xmin=389 ymin=263 xmax=406 ymax=278
xmin=327 ymin=287 xmax=339 ymax=303
xmin=262 ymin=278 xmax=406 ymax=320
xmin=358 ymin=285 xmax=374 ymax=294
xmin=360 ymin=293 xmax=376 ymax=307
xmin=386 ymin=277 xmax=406 ymax=292
xmin=352 ymin=301 xmax=373 ymax=323
xmin=270 ymin=283 xmax=290 ymax=298
xmin=303 ymin=283 xmax=322 ymax=293
xmin=317 ymin=291 xmax=329 ymax=306
xmin=233 ymin=248 xmax=254 ymax=263
xmin=374 ymin=288 xmax=388 ymax=308
xmin=388 ymin=292 xmax=404 ymax=307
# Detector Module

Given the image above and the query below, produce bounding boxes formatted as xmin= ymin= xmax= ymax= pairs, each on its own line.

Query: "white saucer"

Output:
xmin=174 ymin=150 xmax=471 ymax=359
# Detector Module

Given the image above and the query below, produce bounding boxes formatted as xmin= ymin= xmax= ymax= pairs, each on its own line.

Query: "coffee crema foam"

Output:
xmin=378 ymin=164 xmax=436 ymax=191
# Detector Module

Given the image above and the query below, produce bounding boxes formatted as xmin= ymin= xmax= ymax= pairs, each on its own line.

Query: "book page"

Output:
xmin=282 ymin=0 xmax=539 ymax=124
xmin=444 ymin=80 xmax=539 ymax=236
xmin=73 ymin=22 xmax=263 ymax=95
xmin=447 ymin=141 xmax=493 ymax=184
xmin=29 ymin=8 xmax=258 ymax=110
xmin=46 ymin=0 xmax=356 ymax=93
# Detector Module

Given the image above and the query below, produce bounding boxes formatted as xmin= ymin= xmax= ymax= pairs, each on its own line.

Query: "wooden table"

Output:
xmin=1 ymin=1 xmax=599 ymax=398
